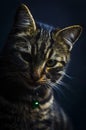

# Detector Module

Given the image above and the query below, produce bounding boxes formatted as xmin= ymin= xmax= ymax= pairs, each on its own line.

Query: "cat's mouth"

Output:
xmin=19 ymin=70 xmax=63 ymax=89
xmin=20 ymin=72 xmax=47 ymax=89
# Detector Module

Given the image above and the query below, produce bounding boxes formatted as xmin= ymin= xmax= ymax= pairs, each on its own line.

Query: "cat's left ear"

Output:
xmin=13 ymin=4 xmax=36 ymax=35
xmin=54 ymin=25 xmax=82 ymax=51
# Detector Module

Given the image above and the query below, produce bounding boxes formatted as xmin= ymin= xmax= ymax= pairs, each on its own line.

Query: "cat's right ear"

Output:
xmin=13 ymin=4 xmax=36 ymax=35
xmin=52 ymin=25 xmax=82 ymax=51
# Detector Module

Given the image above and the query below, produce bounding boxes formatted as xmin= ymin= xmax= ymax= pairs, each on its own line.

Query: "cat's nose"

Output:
xmin=32 ymin=69 xmax=41 ymax=81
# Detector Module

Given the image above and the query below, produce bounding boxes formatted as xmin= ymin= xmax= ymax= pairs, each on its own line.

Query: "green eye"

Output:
xmin=46 ymin=59 xmax=57 ymax=67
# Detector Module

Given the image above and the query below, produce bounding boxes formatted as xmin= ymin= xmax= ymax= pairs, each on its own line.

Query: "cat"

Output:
xmin=0 ymin=4 xmax=82 ymax=130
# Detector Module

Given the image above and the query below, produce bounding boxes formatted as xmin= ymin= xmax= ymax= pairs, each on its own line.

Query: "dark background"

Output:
xmin=0 ymin=0 xmax=86 ymax=130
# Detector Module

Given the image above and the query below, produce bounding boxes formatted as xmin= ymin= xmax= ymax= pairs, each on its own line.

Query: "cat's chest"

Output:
xmin=19 ymin=103 xmax=55 ymax=130
xmin=18 ymin=94 xmax=54 ymax=121
xmin=0 ymin=96 xmax=55 ymax=130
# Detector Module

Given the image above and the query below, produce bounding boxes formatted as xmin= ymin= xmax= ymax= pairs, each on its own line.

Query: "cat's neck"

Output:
xmin=0 ymin=79 xmax=53 ymax=104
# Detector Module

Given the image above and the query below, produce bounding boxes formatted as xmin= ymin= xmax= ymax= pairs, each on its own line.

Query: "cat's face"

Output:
xmin=3 ymin=4 xmax=82 ymax=89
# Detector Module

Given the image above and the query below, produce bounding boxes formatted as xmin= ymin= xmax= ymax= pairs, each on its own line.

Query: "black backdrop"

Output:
xmin=0 ymin=0 xmax=86 ymax=130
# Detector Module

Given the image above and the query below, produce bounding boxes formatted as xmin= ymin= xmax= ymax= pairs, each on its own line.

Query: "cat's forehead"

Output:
xmin=14 ymin=29 xmax=67 ymax=61
xmin=15 ymin=25 xmax=53 ymax=53
xmin=13 ymin=23 xmax=68 ymax=60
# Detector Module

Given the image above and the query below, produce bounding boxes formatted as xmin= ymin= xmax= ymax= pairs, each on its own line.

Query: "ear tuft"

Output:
xmin=13 ymin=4 xmax=36 ymax=35
xmin=55 ymin=25 xmax=82 ymax=50
xmin=61 ymin=25 xmax=82 ymax=42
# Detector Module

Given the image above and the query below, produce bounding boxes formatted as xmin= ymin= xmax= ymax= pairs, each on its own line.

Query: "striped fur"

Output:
xmin=0 ymin=4 xmax=82 ymax=130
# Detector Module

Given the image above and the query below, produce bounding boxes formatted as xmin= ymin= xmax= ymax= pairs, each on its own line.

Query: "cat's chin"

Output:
xmin=28 ymin=84 xmax=42 ymax=90
xmin=23 ymin=80 xmax=44 ymax=90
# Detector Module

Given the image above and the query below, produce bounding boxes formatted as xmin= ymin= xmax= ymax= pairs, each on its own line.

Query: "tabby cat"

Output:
xmin=0 ymin=4 xmax=82 ymax=130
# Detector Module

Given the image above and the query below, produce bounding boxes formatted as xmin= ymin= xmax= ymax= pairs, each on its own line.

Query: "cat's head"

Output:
xmin=3 ymin=4 xmax=82 ymax=89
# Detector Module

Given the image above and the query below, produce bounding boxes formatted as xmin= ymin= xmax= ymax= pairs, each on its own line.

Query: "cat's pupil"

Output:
xmin=46 ymin=59 xmax=57 ymax=67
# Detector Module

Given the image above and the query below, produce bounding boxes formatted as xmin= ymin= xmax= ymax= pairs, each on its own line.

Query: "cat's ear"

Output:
xmin=13 ymin=4 xmax=36 ymax=35
xmin=54 ymin=25 xmax=82 ymax=51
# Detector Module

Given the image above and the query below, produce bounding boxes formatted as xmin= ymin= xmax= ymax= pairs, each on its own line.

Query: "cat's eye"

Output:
xmin=21 ymin=52 xmax=32 ymax=62
xmin=46 ymin=59 xmax=57 ymax=67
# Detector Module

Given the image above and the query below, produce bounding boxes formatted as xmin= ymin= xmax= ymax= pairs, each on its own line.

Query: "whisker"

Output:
xmin=56 ymin=80 xmax=74 ymax=93
xmin=47 ymin=82 xmax=67 ymax=99
xmin=57 ymin=80 xmax=69 ymax=88
xmin=59 ymin=71 xmax=72 ymax=79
